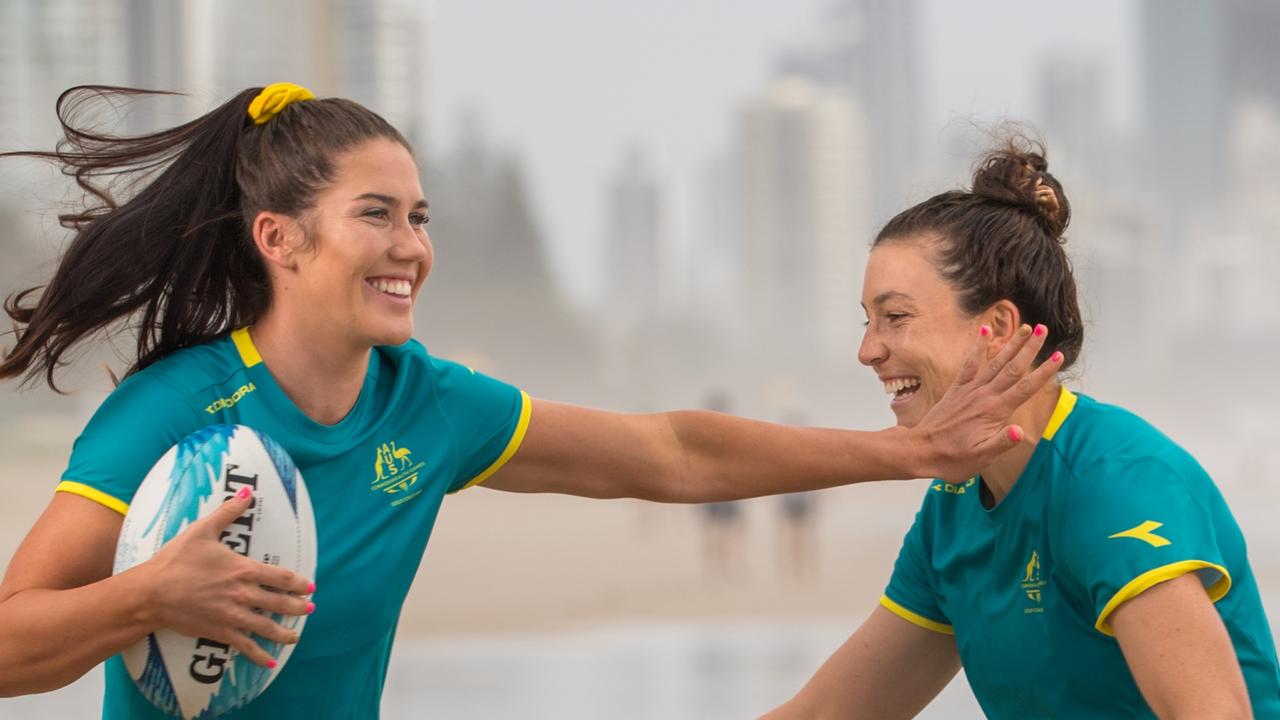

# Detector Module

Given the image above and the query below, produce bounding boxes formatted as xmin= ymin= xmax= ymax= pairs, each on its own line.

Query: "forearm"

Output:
xmin=486 ymin=400 xmax=930 ymax=500
xmin=663 ymin=411 xmax=926 ymax=503
xmin=0 ymin=566 xmax=156 ymax=696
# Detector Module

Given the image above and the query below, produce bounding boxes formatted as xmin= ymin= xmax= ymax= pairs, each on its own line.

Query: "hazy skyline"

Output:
xmin=428 ymin=0 xmax=1135 ymax=305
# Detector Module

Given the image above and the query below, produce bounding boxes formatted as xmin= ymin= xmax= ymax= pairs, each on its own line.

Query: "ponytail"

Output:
xmin=1 ymin=85 xmax=408 ymax=391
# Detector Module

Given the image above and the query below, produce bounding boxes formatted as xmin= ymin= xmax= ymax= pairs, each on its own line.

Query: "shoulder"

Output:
xmin=371 ymin=338 xmax=472 ymax=391
xmin=1053 ymin=393 xmax=1211 ymax=492
xmin=132 ymin=335 xmax=246 ymax=398
xmin=1047 ymin=394 xmax=1218 ymax=528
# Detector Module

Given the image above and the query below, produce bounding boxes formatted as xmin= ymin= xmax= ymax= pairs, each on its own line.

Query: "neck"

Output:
xmin=979 ymin=382 xmax=1062 ymax=507
xmin=250 ymin=307 xmax=371 ymax=426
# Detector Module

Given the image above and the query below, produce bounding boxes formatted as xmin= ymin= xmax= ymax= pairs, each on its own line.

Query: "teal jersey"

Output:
xmin=883 ymin=388 xmax=1280 ymax=718
xmin=58 ymin=328 xmax=530 ymax=719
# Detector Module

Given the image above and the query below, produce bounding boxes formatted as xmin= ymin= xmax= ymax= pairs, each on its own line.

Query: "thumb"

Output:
xmin=198 ymin=485 xmax=254 ymax=535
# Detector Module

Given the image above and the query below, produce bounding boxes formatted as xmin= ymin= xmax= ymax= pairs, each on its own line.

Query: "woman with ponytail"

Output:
xmin=0 ymin=85 xmax=1056 ymax=717
xmin=766 ymin=139 xmax=1279 ymax=719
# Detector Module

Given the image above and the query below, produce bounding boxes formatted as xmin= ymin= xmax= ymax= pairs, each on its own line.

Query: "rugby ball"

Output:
xmin=113 ymin=424 xmax=317 ymax=719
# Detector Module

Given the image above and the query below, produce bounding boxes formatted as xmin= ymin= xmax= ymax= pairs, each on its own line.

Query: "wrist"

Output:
xmin=118 ymin=563 xmax=163 ymax=633
xmin=886 ymin=424 xmax=932 ymax=480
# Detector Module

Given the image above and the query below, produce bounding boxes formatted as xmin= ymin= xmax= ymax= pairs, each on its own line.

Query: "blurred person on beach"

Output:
xmin=699 ymin=391 xmax=748 ymax=581
xmin=0 ymin=85 xmax=1057 ymax=718
xmin=776 ymin=413 xmax=818 ymax=583
xmin=766 ymin=138 xmax=1279 ymax=720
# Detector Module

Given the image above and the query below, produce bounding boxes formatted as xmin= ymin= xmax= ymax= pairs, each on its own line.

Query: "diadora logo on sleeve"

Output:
xmin=1020 ymin=550 xmax=1047 ymax=613
xmin=205 ymin=383 xmax=257 ymax=414
xmin=931 ymin=477 xmax=977 ymax=495
xmin=1108 ymin=520 xmax=1171 ymax=548
xmin=372 ymin=441 xmax=427 ymax=507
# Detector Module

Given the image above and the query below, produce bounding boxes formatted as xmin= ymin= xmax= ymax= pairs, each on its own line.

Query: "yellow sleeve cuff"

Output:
xmin=451 ymin=390 xmax=531 ymax=493
xmin=1095 ymin=559 xmax=1232 ymax=636
xmin=880 ymin=594 xmax=954 ymax=635
xmin=55 ymin=480 xmax=129 ymax=516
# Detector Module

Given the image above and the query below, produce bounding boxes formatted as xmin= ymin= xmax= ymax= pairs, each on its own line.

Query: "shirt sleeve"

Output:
xmin=429 ymin=357 xmax=530 ymax=494
xmin=882 ymin=507 xmax=953 ymax=635
xmin=1056 ymin=457 xmax=1231 ymax=636
xmin=58 ymin=373 xmax=202 ymax=515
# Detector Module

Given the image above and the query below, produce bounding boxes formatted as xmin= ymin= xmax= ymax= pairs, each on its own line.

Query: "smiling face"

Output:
xmin=858 ymin=236 xmax=982 ymax=428
xmin=283 ymin=138 xmax=432 ymax=348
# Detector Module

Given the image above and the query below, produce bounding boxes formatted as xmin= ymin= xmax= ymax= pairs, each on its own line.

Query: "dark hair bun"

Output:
xmin=970 ymin=140 xmax=1071 ymax=239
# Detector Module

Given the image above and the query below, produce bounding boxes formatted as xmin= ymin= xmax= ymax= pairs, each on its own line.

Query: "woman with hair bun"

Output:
xmin=766 ymin=140 xmax=1279 ymax=719
xmin=0 ymin=85 xmax=1057 ymax=717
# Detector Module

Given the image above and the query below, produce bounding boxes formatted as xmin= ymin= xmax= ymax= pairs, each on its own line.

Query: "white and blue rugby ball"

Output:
xmin=113 ymin=424 xmax=317 ymax=719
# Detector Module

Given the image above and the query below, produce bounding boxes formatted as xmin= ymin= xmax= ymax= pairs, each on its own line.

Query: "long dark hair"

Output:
xmin=874 ymin=136 xmax=1083 ymax=368
xmin=1 ymin=85 xmax=410 ymax=391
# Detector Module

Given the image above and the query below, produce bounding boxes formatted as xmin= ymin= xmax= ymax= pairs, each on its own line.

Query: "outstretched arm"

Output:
xmin=484 ymin=324 xmax=1058 ymax=501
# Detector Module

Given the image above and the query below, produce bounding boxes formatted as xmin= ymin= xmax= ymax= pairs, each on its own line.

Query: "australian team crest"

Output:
xmin=372 ymin=441 xmax=427 ymax=506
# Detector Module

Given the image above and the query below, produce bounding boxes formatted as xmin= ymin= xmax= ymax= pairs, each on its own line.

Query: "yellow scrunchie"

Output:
xmin=247 ymin=82 xmax=316 ymax=125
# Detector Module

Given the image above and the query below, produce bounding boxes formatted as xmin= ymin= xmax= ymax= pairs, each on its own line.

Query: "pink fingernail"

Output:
xmin=266 ymin=658 xmax=277 ymax=669
xmin=306 ymin=602 xmax=316 ymax=615
xmin=1008 ymin=427 xmax=1023 ymax=442
xmin=1050 ymin=351 xmax=1063 ymax=363
xmin=1033 ymin=324 xmax=1047 ymax=337
xmin=235 ymin=486 xmax=252 ymax=500
xmin=979 ymin=325 xmax=990 ymax=337
xmin=307 ymin=582 xmax=316 ymax=594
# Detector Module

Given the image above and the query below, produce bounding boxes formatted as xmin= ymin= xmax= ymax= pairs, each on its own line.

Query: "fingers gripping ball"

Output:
xmin=113 ymin=425 xmax=317 ymax=718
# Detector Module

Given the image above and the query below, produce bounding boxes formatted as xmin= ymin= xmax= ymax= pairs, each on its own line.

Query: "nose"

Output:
xmin=391 ymin=223 xmax=431 ymax=266
xmin=857 ymin=323 xmax=887 ymax=368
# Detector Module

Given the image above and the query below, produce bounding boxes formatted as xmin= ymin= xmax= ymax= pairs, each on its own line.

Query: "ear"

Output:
xmin=251 ymin=211 xmax=304 ymax=271
xmin=984 ymin=299 xmax=1023 ymax=359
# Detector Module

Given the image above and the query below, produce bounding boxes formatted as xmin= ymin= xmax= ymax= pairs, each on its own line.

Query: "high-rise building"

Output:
xmin=603 ymin=146 xmax=664 ymax=329
xmin=737 ymin=76 xmax=869 ymax=366
xmin=122 ymin=0 xmax=430 ymax=146
xmin=0 ymin=0 xmax=128 ymax=149
xmin=778 ymin=0 xmax=920 ymax=224
xmin=1036 ymin=53 xmax=1106 ymax=179
xmin=1141 ymin=0 xmax=1280 ymax=213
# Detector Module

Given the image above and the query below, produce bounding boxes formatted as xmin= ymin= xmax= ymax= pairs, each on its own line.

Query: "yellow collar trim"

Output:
xmin=231 ymin=327 xmax=263 ymax=368
xmin=1041 ymin=386 xmax=1077 ymax=441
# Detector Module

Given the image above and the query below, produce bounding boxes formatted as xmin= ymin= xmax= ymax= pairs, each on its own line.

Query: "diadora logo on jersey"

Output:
xmin=372 ymin=441 xmax=427 ymax=507
xmin=1108 ymin=520 xmax=1171 ymax=548
xmin=1020 ymin=549 xmax=1047 ymax=613
xmin=931 ymin=477 xmax=977 ymax=495
xmin=205 ymin=383 xmax=257 ymax=414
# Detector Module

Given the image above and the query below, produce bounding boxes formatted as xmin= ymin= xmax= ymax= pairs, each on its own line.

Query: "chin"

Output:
xmin=366 ymin=323 xmax=414 ymax=348
xmin=892 ymin=404 xmax=926 ymax=430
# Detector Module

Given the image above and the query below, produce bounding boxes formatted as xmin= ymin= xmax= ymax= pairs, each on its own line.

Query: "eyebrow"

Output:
xmin=352 ymin=192 xmax=429 ymax=210
xmin=862 ymin=290 xmax=915 ymax=309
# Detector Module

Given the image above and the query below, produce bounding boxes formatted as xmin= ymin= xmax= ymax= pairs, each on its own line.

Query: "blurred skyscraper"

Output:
xmin=737 ymin=76 xmax=869 ymax=366
xmin=1036 ymin=53 xmax=1107 ymax=182
xmin=416 ymin=115 xmax=599 ymax=402
xmin=0 ymin=0 xmax=128 ymax=149
xmin=778 ymin=0 xmax=921 ymax=224
xmin=604 ymin=146 xmax=665 ymax=329
xmin=1141 ymin=0 xmax=1280 ymax=219
xmin=123 ymin=0 xmax=429 ymax=146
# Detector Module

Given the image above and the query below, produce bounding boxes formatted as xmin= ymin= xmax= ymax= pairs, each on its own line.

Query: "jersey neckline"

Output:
xmin=228 ymin=327 xmax=382 ymax=446
xmin=981 ymin=386 xmax=1077 ymax=523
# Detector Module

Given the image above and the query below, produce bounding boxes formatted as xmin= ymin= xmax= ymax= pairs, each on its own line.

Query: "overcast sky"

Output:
xmin=427 ymin=0 xmax=1136 ymax=303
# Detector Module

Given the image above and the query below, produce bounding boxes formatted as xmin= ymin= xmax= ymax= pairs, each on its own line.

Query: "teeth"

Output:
xmin=882 ymin=378 xmax=921 ymax=395
xmin=369 ymin=279 xmax=411 ymax=297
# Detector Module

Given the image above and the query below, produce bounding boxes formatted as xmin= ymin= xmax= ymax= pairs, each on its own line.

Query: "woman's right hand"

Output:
xmin=138 ymin=487 xmax=314 ymax=668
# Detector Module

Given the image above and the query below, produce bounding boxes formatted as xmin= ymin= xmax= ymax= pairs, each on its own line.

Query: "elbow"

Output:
xmin=0 ymin=652 xmax=86 ymax=698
